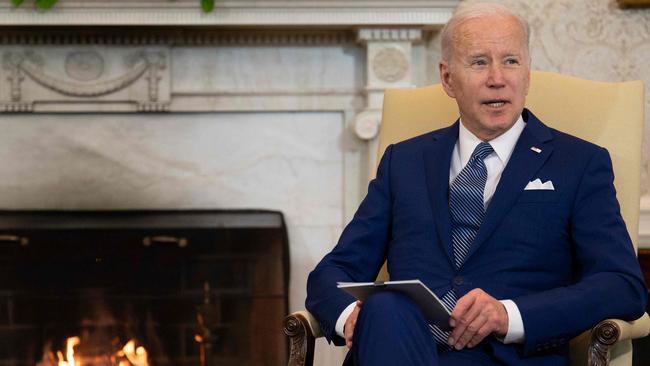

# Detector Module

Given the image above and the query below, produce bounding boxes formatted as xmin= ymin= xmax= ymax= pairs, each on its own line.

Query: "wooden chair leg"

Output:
xmin=284 ymin=313 xmax=316 ymax=366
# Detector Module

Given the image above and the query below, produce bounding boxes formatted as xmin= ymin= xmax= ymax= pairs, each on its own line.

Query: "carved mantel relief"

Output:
xmin=65 ymin=51 xmax=105 ymax=82
xmin=1 ymin=47 xmax=170 ymax=112
xmin=372 ymin=47 xmax=410 ymax=83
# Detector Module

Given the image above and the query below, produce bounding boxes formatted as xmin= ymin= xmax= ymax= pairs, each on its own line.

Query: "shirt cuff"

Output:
xmin=499 ymin=299 xmax=525 ymax=344
xmin=335 ymin=302 xmax=358 ymax=338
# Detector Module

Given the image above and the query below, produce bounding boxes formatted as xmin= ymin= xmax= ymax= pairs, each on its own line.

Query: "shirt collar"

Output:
xmin=458 ymin=115 xmax=525 ymax=166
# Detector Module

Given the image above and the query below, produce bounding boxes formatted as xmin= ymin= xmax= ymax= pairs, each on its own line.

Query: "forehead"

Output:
xmin=453 ymin=16 xmax=526 ymax=56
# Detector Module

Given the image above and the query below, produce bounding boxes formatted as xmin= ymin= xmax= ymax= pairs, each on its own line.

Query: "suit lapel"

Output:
xmin=423 ymin=122 xmax=459 ymax=266
xmin=463 ymin=110 xmax=555 ymax=265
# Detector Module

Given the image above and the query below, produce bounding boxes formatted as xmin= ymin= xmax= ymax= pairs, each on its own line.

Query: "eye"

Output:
xmin=471 ymin=59 xmax=488 ymax=67
xmin=505 ymin=58 xmax=520 ymax=65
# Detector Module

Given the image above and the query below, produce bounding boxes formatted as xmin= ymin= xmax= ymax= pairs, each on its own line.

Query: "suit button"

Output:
xmin=453 ymin=276 xmax=464 ymax=286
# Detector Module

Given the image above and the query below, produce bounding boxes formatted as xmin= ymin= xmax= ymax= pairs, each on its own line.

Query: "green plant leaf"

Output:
xmin=201 ymin=0 xmax=214 ymax=12
xmin=35 ymin=0 xmax=58 ymax=9
xmin=11 ymin=0 xmax=25 ymax=7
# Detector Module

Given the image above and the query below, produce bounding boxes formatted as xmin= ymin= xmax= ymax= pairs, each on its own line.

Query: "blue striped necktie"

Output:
xmin=431 ymin=141 xmax=494 ymax=348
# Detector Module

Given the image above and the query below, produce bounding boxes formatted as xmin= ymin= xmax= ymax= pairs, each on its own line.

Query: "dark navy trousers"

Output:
xmin=345 ymin=291 xmax=500 ymax=366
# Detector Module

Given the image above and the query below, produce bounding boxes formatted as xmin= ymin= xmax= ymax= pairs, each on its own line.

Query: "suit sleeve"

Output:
xmin=514 ymin=147 xmax=647 ymax=355
xmin=305 ymin=145 xmax=395 ymax=345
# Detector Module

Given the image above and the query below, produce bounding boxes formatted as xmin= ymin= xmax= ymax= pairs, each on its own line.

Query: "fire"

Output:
xmin=56 ymin=336 xmax=80 ymax=366
xmin=117 ymin=340 xmax=149 ymax=366
xmin=40 ymin=337 xmax=149 ymax=366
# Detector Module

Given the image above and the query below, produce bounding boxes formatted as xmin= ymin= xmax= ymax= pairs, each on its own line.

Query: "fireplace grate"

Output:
xmin=0 ymin=210 xmax=288 ymax=366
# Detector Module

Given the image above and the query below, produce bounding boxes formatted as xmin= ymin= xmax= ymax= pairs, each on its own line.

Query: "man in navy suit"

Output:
xmin=306 ymin=2 xmax=647 ymax=365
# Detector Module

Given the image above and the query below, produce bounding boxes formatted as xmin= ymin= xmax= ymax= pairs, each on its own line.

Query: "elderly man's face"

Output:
xmin=440 ymin=15 xmax=530 ymax=141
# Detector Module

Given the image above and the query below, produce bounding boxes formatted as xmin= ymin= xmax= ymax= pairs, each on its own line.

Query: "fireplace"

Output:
xmin=0 ymin=210 xmax=288 ymax=366
xmin=0 ymin=2 xmax=460 ymax=364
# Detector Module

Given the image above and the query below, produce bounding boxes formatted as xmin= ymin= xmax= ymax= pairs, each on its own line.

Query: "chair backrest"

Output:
xmin=378 ymin=70 xmax=644 ymax=249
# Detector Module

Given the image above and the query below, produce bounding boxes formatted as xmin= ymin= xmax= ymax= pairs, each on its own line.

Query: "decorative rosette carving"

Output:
xmin=372 ymin=47 xmax=409 ymax=83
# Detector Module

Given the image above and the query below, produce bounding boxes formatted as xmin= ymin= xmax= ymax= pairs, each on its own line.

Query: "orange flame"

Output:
xmin=56 ymin=337 xmax=80 ymax=366
xmin=121 ymin=340 xmax=149 ymax=366
xmin=46 ymin=337 xmax=148 ymax=366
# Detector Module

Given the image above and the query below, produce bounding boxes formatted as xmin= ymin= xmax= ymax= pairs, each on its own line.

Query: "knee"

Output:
xmin=352 ymin=291 xmax=436 ymax=362
xmin=359 ymin=291 xmax=420 ymax=322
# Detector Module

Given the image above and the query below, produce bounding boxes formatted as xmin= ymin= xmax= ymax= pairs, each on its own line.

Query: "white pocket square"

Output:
xmin=524 ymin=178 xmax=555 ymax=191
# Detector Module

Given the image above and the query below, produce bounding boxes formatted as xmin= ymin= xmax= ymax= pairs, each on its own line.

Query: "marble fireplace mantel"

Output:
xmin=0 ymin=0 xmax=460 ymax=157
xmin=0 ymin=0 xmax=459 ymax=26
xmin=0 ymin=3 xmax=465 ymax=361
xmin=0 ymin=2 xmax=459 ymax=339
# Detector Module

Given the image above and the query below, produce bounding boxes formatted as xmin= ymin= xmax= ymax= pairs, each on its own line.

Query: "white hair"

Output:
xmin=440 ymin=2 xmax=530 ymax=62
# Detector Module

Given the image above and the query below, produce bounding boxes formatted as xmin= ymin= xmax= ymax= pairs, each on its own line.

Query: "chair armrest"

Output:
xmin=587 ymin=313 xmax=650 ymax=366
xmin=283 ymin=311 xmax=322 ymax=366
xmin=595 ymin=313 xmax=650 ymax=342
xmin=286 ymin=310 xmax=324 ymax=338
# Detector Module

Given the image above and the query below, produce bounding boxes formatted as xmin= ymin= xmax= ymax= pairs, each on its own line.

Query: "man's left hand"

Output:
xmin=448 ymin=288 xmax=508 ymax=350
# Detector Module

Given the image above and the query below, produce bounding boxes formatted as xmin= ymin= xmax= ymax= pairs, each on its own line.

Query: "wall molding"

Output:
xmin=0 ymin=29 xmax=357 ymax=46
xmin=357 ymin=28 xmax=423 ymax=43
xmin=0 ymin=0 xmax=458 ymax=27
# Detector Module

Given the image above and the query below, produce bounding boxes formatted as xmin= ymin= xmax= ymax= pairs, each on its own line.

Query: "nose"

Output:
xmin=487 ymin=64 xmax=505 ymax=88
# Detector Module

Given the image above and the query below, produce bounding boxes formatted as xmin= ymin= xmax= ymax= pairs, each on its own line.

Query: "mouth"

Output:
xmin=482 ymin=100 xmax=509 ymax=108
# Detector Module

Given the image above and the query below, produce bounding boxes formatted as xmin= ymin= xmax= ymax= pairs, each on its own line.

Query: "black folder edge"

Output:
xmin=337 ymin=279 xmax=452 ymax=331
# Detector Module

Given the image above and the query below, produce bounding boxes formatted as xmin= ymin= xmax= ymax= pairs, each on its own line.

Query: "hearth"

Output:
xmin=0 ymin=210 xmax=288 ymax=366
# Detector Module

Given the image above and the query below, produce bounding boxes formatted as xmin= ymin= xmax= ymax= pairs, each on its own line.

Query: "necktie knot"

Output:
xmin=470 ymin=142 xmax=494 ymax=163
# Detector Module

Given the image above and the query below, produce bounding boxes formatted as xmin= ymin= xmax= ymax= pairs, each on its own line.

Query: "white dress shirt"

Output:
xmin=335 ymin=116 xmax=527 ymax=344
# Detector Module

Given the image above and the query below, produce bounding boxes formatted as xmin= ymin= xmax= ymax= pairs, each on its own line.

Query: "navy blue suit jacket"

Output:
xmin=306 ymin=109 xmax=647 ymax=365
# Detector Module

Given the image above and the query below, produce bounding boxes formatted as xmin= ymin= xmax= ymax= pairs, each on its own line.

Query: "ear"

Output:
xmin=439 ymin=61 xmax=456 ymax=99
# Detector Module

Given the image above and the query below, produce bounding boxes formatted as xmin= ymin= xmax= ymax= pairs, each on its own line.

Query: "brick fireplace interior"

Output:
xmin=0 ymin=210 xmax=288 ymax=366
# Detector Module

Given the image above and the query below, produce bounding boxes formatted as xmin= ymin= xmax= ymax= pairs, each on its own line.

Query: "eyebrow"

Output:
xmin=466 ymin=52 xmax=522 ymax=59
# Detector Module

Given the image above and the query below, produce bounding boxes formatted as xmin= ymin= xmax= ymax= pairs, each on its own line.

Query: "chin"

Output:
xmin=480 ymin=119 xmax=517 ymax=138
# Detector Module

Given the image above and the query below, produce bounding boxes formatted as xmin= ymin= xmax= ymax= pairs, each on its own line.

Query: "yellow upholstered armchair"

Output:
xmin=283 ymin=71 xmax=650 ymax=366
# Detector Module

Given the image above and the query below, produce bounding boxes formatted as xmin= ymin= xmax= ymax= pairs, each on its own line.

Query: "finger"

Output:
xmin=345 ymin=322 xmax=355 ymax=347
xmin=467 ymin=321 xmax=494 ymax=348
xmin=454 ymin=313 xmax=487 ymax=350
xmin=449 ymin=293 xmax=483 ymax=346
xmin=345 ymin=305 xmax=362 ymax=348
xmin=451 ymin=298 xmax=482 ymax=334
xmin=450 ymin=289 xmax=480 ymax=326
xmin=452 ymin=290 xmax=480 ymax=315
xmin=345 ymin=321 xmax=354 ymax=348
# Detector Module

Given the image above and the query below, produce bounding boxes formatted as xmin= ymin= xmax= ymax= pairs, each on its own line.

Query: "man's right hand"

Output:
xmin=344 ymin=300 xmax=363 ymax=348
